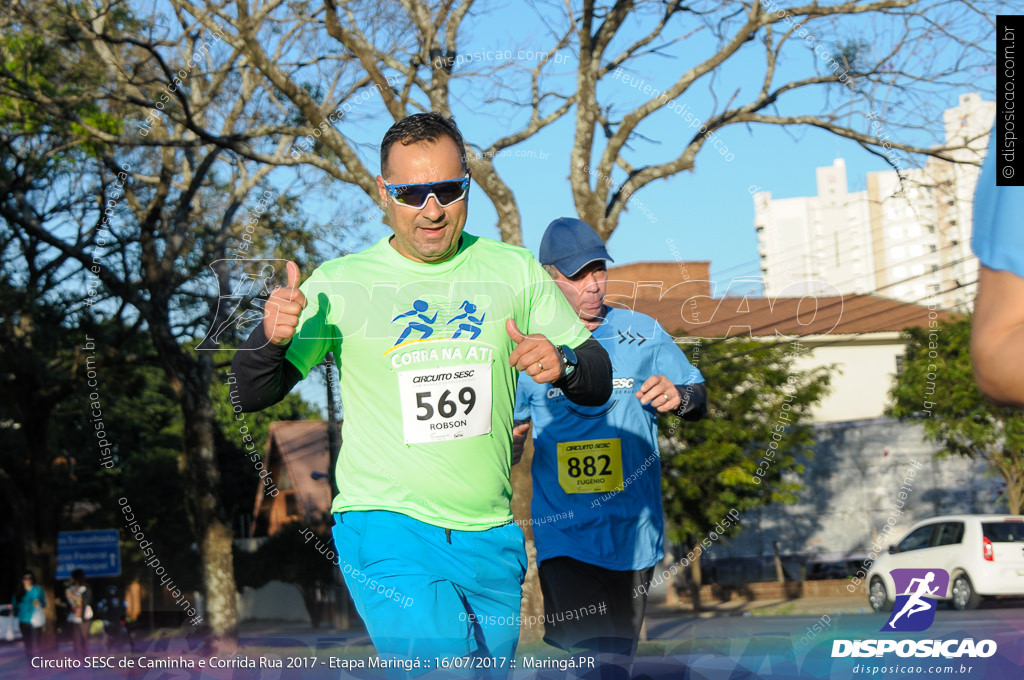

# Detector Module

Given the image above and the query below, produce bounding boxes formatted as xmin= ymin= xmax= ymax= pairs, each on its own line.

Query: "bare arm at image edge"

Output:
xmin=972 ymin=265 xmax=1024 ymax=408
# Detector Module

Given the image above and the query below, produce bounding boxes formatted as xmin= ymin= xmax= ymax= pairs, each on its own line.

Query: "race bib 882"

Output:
xmin=556 ymin=439 xmax=623 ymax=494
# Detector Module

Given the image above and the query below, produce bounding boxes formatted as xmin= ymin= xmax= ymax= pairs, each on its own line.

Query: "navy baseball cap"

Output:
xmin=539 ymin=217 xmax=613 ymax=277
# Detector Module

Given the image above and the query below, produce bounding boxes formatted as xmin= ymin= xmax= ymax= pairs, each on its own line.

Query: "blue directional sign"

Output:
xmin=56 ymin=530 xmax=121 ymax=579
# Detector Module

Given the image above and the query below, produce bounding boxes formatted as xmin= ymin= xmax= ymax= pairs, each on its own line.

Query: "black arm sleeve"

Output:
xmin=230 ymin=324 xmax=304 ymax=412
xmin=675 ymin=382 xmax=708 ymax=421
xmin=553 ymin=336 xmax=612 ymax=406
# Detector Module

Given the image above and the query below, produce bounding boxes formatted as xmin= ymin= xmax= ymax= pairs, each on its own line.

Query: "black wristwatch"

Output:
xmin=555 ymin=344 xmax=578 ymax=377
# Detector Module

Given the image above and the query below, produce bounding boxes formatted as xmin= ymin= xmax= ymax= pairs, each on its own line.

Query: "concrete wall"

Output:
xmin=710 ymin=418 xmax=1000 ymax=566
xmin=793 ymin=334 xmax=905 ymax=422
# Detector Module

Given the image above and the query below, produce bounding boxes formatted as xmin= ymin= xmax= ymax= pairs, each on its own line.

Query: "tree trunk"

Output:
xmin=991 ymin=451 xmax=1022 ymax=515
xmin=175 ymin=353 xmax=239 ymax=649
xmin=511 ymin=438 xmax=544 ymax=643
xmin=773 ymin=540 xmax=786 ymax=583
xmin=689 ymin=543 xmax=703 ymax=611
xmin=21 ymin=392 xmax=61 ymax=648
xmin=470 ymin=160 xmax=523 ymax=246
xmin=1006 ymin=467 xmax=1022 ymax=515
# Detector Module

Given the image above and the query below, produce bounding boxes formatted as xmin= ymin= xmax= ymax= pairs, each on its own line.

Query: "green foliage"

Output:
xmin=0 ymin=0 xmax=344 ymax=630
xmin=69 ymin=342 xmax=202 ymax=592
xmin=0 ymin=5 xmax=118 ymax=161
xmin=661 ymin=338 xmax=833 ymax=545
xmin=889 ymin=316 xmax=1024 ymax=512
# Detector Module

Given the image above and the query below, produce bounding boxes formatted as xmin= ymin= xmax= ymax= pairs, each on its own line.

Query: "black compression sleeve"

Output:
xmin=554 ymin=336 xmax=612 ymax=406
xmin=230 ymin=324 xmax=303 ymax=412
xmin=675 ymin=382 xmax=708 ymax=421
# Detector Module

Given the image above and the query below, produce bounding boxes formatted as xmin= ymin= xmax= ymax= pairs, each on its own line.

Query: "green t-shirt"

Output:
xmin=286 ymin=233 xmax=591 ymax=530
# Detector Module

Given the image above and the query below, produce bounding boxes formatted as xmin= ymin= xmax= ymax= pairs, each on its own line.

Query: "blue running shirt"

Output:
xmin=515 ymin=306 xmax=703 ymax=570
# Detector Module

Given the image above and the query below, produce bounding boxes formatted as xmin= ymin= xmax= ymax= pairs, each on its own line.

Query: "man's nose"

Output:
xmin=420 ymin=194 xmax=444 ymax=220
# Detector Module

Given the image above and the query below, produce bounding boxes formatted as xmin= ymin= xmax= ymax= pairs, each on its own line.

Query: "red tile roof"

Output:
xmin=606 ymin=262 xmax=954 ymax=338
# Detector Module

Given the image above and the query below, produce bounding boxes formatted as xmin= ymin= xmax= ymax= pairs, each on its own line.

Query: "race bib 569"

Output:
xmin=397 ymin=365 xmax=491 ymax=444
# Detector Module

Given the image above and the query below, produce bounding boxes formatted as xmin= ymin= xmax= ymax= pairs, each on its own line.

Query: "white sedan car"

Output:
xmin=867 ymin=514 xmax=1024 ymax=611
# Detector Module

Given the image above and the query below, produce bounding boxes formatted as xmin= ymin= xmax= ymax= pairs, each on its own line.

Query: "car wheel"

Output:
xmin=951 ymin=573 xmax=981 ymax=610
xmin=869 ymin=577 xmax=893 ymax=612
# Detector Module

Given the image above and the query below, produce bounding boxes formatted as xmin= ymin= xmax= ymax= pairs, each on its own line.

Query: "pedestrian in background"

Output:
xmin=65 ymin=569 xmax=92 ymax=657
xmin=12 ymin=570 xmax=45 ymax=659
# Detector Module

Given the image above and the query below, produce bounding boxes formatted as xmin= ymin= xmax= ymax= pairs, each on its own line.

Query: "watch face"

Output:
xmin=560 ymin=344 xmax=578 ymax=366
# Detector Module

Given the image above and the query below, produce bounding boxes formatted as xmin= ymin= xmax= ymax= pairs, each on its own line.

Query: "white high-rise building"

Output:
xmin=755 ymin=93 xmax=994 ymax=311
xmin=754 ymin=158 xmax=874 ymax=298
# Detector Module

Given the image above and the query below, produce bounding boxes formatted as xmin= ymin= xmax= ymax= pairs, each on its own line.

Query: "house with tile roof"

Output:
xmin=606 ymin=263 xmax=999 ymax=580
xmin=251 ymin=421 xmax=336 ymax=537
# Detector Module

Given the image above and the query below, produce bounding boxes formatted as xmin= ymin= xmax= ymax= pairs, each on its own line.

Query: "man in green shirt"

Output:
xmin=232 ymin=112 xmax=611 ymax=677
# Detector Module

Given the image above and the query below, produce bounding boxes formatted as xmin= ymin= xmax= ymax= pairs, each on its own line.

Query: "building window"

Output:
xmin=895 ymin=355 xmax=905 ymax=375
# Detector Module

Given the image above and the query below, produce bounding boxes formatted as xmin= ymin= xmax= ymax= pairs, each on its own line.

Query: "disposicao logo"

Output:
xmin=884 ymin=568 xmax=948 ymax=632
xmin=832 ymin=567 xmax=997 ymax=659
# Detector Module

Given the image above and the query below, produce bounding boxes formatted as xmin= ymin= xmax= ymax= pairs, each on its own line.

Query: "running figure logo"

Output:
xmin=883 ymin=568 xmax=949 ymax=632
xmin=447 ymin=301 xmax=485 ymax=339
xmin=391 ymin=298 xmax=490 ymax=345
xmin=392 ymin=299 xmax=437 ymax=345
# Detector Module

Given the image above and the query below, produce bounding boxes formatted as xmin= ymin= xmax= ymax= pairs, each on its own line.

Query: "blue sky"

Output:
xmin=305 ymin=1 xmax=994 ymax=295
xmin=312 ymin=109 xmax=968 ymax=294
xmin=287 ymin=3 xmax=995 ymax=412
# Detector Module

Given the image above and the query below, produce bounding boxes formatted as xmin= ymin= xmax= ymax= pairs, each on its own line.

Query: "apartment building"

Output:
xmin=755 ymin=93 xmax=994 ymax=311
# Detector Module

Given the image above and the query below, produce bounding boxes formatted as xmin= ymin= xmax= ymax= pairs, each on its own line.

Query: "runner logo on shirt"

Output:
xmin=391 ymin=299 xmax=488 ymax=346
xmin=447 ymin=301 xmax=485 ymax=339
xmin=392 ymin=299 xmax=438 ymax=345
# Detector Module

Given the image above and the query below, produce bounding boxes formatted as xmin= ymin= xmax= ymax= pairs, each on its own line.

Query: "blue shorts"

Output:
xmin=332 ymin=511 xmax=526 ymax=678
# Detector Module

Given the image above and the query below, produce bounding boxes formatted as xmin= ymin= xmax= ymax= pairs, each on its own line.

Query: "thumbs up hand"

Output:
xmin=264 ymin=261 xmax=307 ymax=346
xmin=507 ymin=318 xmax=562 ymax=383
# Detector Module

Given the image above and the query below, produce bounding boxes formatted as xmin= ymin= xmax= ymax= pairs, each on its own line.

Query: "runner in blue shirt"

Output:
xmin=514 ymin=218 xmax=706 ymax=676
